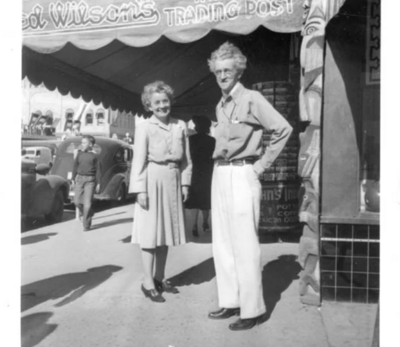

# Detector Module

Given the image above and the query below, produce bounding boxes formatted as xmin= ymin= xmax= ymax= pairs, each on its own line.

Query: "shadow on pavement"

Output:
xmin=93 ymin=211 xmax=126 ymax=220
xmin=92 ymin=217 xmax=133 ymax=230
xmin=259 ymin=228 xmax=302 ymax=244
xmin=21 ymin=233 xmax=57 ymax=245
xmin=21 ymin=312 xmax=57 ymax=347
xmin=260 ymin=254 xmax=302 ymax=324
xmin=187 ymin=229 xmax=301 ymax=245
xmin=91 ymin=218 xmax=133 ymax=230
xmin=169 ymin=258 xmax=215 ymax=287
xmin=121 ymin=235 xmax=131 ymax=243
xmin=21 ymin=265 xmax=122 ymax=312
xmin=21 ymin=210 xmax=76 ymax=233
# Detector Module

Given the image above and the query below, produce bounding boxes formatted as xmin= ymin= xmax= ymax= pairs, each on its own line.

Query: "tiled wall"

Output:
xmin=320 ymin=224 xmax=379 ymax=303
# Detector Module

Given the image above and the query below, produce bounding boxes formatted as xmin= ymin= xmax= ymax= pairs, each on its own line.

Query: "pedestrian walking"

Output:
xmin=129 ymin=81 xmax=192 ymax=303
xmin=72 ymin=135 xmax=101 ymax=231
xmin=184 ymin=115 xmax=215 ymax=237
xmin=207 ymin=42 xmax=293 ymax=330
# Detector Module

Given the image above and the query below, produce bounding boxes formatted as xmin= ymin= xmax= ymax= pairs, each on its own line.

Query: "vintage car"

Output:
xmin=21 ymin=159 xmax=70 ymax=224
xmin=22 ymin=146 xmax=53 ymax=168
xmin=51 ymin=137 xmax=134 ymax=203
xmin=22 ymin=139 xmax=61 ymax=163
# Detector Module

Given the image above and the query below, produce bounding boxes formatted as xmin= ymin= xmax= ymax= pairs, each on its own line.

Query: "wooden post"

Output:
xmin=297 ymin=0 xmax=346 ymax=306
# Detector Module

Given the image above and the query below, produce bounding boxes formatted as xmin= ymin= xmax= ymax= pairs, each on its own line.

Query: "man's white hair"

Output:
xmin=208 ymin=42 xmax=247 ymax=73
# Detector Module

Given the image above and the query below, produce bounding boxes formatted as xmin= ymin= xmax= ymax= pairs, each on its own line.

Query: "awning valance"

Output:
xmin=23 ymin=0 xmax=304 ymax=52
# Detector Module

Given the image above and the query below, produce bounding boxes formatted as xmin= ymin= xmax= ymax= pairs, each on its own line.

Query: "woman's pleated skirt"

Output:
xmin=131 ymin=162 xmax=187 ymax=248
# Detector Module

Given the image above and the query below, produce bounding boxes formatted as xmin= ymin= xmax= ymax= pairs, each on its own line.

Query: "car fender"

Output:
xmin=99 ymin=174 xmax=125 ymax=200
xmin=28 ymin=175 xmax=70 ymax=216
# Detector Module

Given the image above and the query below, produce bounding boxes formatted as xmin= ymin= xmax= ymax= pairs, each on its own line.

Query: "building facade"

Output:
xmin=21 ymin=78 xmax=136 ymax=140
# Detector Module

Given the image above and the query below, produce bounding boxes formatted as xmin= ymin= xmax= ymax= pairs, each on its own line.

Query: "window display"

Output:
xmin=360 ymin=87 xmax=380 ymax=213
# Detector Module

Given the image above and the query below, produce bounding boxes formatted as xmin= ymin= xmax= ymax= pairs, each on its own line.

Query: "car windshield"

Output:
xmin=64 ymin=143 xmax=102 ymax=155
xmin=23 ymin=149 xmax=35 ymax=156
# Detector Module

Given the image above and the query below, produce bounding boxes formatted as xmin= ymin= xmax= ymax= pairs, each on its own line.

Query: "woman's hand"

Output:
xmin=182 ymin=186 xmax=189 ymax=202
xmin=137 ymin=192 xmax=149 ymax=210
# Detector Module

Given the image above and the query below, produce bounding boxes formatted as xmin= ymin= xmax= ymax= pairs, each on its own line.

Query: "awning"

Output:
xmin=22 ymin=0 xmax=305 ymax=116
xmin=23 ymin=0 xmax=304 ymax=51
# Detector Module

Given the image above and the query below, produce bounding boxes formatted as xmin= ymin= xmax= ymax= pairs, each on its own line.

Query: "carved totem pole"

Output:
xmin=297 ymin=0 xmax=345 ymax=305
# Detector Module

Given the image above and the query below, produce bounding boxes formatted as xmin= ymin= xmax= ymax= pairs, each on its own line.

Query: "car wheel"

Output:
xmin=45 ymin=190 xmax=64 ymax=224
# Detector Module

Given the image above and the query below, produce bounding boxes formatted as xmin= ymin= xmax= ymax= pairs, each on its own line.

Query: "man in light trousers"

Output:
xmin=207 ymin=42 xmax=293 ymax=331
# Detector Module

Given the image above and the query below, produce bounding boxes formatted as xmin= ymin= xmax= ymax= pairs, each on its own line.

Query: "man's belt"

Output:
xmin=215 ymin=159 xmax=255 ymax=166
xmin=152 ymin=161 xmax=180 ymax=169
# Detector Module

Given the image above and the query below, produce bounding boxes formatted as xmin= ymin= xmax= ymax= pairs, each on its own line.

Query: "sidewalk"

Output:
xmin=21 ymin=204 xmax=378 ymax=347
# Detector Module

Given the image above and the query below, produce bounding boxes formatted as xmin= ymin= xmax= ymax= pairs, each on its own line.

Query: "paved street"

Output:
xmin=21 ymin=203 xmax=377 ymax=347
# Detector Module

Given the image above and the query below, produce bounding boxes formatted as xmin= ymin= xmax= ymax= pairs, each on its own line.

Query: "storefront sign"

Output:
xmin=22 ymin=0 xmax=301 ymax=36
xmin=259 ymin=182 xmax=300 ymax=230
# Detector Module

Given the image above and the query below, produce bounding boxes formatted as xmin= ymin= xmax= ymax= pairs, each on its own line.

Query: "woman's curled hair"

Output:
xmin=141 ymin=81 xmax=174 ymax=112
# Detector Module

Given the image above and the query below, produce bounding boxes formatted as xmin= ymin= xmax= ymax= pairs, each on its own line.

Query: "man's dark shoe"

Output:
xmin=229 ymin=316 xmax=261 ymax=331
xmin=208 ymin=308 xmax=240 ymax=320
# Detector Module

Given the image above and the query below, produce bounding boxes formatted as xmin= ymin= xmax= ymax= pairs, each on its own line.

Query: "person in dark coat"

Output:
xmin=185 ymin=116 xmax=216 ymax=237
xmin=72 ymin=135 xmax=101 ymax=231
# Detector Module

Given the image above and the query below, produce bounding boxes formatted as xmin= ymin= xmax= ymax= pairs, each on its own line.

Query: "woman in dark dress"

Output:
xmin=185 ymin=116 xmax=216 ymax=237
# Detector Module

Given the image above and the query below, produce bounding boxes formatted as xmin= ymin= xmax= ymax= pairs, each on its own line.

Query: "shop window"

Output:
xmin=359 ymin=89 xmax=380 ymax=214
xmin=45 ymin=117 xmax=53 ymax=125
xmin=360 ymin=5 xmax=380 ymax=214
xmin=322 ymin=0 xmax=380 ymax=219
xmin=96 ymin=110 xmax=105 ymax=125
xmin=64 ymin=109 xmax=74 ymax=131
xmin=85 ymin=110 xmax=93 ymax=125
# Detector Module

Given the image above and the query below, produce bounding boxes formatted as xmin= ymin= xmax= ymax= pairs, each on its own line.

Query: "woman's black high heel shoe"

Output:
xmin=154 ymin=278 xmax=179 ymax=294
xmin=141 ymin=284 xmax=166 ymax=303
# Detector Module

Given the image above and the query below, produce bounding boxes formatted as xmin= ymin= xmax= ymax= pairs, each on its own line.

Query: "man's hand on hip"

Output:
xmin=253 ymin=160 xmax=266 ymax=178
